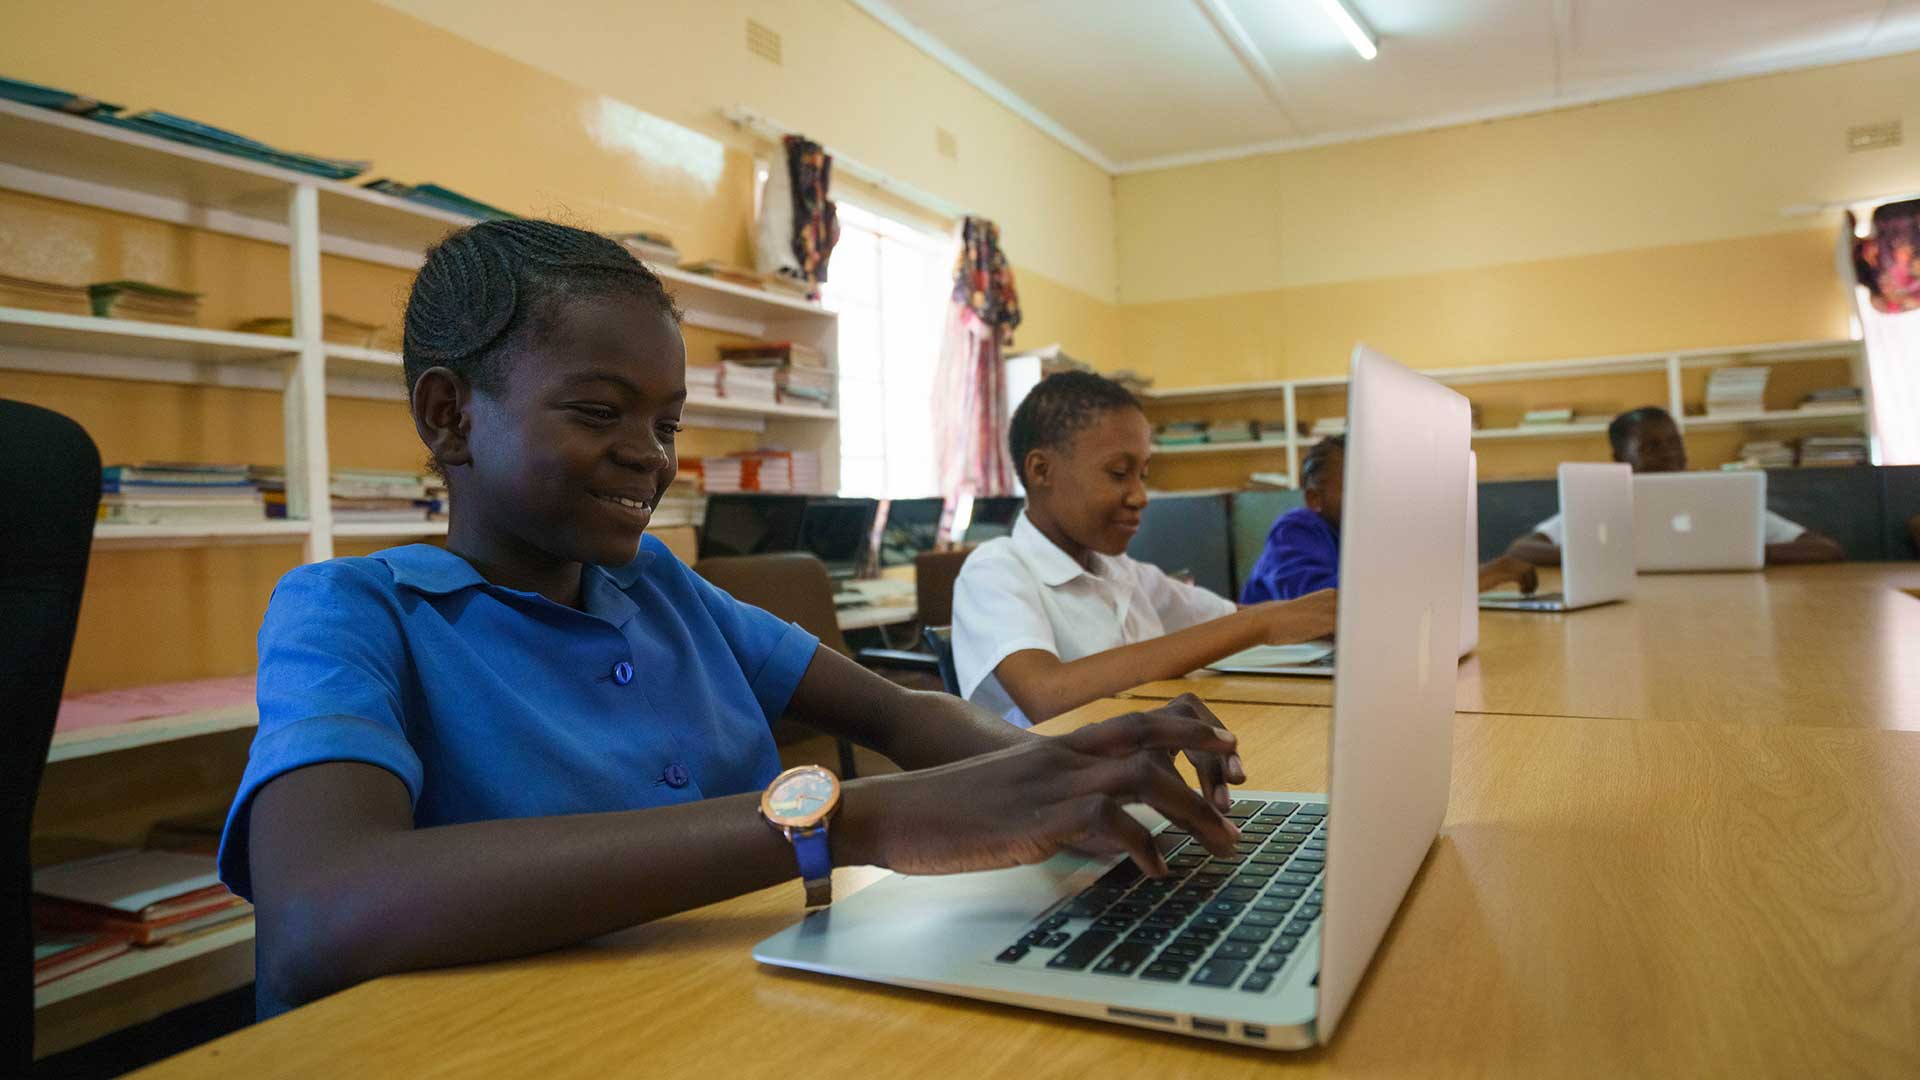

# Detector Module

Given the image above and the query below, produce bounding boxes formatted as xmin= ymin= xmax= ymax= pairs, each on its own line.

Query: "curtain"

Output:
xmin=935 ymin=218 xmax=1022 ymax=519
xmin=1847 ymin=203 xmax=1920 ymax=465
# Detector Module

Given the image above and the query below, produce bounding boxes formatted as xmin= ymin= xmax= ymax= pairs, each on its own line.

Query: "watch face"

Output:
xmin=764 ymin=767 xmax=838 ymax=827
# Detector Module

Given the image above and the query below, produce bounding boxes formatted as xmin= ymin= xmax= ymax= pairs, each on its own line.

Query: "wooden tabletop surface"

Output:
xmin=134 ymin=697 xmax=1920 ymax=1078
xmin=1124 ymin=564 xmax=1920 ymax=730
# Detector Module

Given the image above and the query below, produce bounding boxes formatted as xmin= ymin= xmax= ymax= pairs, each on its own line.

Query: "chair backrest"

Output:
xmin=1764 ymin=465 xmax=1885 ymax=560
xmin=693 ymin=552 xmax=849 ymax=655
xmin=1128 ymin=491 xmax=1235 ymax=599
xmin=1229 ymin=488 xmax=1305 ymax=597
xmin=1880 ymin=465 xmax=1920 ymax=560
xmin=922 ymin=626 xmax=959 ymax=696
xmin=913 ymin=549 xmax=971 ymax=629
xmin=0 ymin=401 xmax=100 ymax=1069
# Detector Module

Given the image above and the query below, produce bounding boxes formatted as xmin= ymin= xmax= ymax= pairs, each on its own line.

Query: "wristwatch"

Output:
xmin=760 ymin=764 xmax=842 ymax=908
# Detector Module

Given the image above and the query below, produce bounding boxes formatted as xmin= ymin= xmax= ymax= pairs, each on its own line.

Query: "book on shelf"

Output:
xmin=686 ymin=364 xmax=723 ymax=397
xmin=685 ymin=450 xmax=821 ymax=494
xmin=1736 ymin=439 xmax=1797 ymax=469
xmin=88 ymin=281 xmax=202 ymax=326
xmin=611 ymin=231 xmax=680 ymax=266
xmin=95 ymin=110 xmax=369 ymax=180
xmin=1250 ymin=472 xmax=1294 ymax=488
xmin=1154 ymin=421 xmax=1208 ymax=447
xmin=0 ymin=74 xmax=121 ymax=115
xmin=1254 ymin=420 xmax=1288 ymax=443
xmin=777 ymin=366 xmax=834 ymax=408
xmin=1207 ymin=420 xmax=1256 ymax=444
xmin=233 ymin=313 xmax=389 ymax=349
xmin=680 ymin=260 xmax=764 ymax=288
xmin=100 ymin=463 xmax=265 ymax=525
xmin=1798 ymin=435 xmax=1869 ymax=467
xmin=1704 ymin=366 xmax=1769 ymax=415
xmin=717 ymin=341 xmax=828 ymax=370
xmin=361 ymin=179 xmax=514 ymax=220
xmin=0 ymin=273 xmax=92 ymax=316
xmin=1309 ymin=417 xmax=1348 ymax=437
xmin=719 ymin=362 xmax=779 ymax=404
xmin=253 ymin=467 xmax=444 ymax=523
xmin=32 ymin=850 xmax=253 ymax=947
xmin=1520 ymin=407 xmax=1575 ymax=425
xmin=1800 ymin=387 xmax=1863 ymax=408
xmin=55 ymin=674 xmax=257 ymax=736
xmin=34 ymin=931 xmax=133 ymax=987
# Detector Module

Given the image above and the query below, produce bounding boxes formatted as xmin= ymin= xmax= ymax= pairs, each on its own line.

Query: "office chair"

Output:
xmin=0 ymin=402 xmax=101 ymax=1069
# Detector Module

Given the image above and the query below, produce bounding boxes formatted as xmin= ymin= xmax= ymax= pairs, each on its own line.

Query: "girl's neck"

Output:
xmin=1024 ymin=503 xmax=1096 ymax=572
xmin=444 ymin=511 xmax=586 ymax=609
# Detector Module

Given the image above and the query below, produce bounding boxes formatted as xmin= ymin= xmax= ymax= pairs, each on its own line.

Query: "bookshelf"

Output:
xmin=1138 ymin=338 xmax=1871 ymax=488
xmin=3 ymin=95 xmax=841 ymax=1051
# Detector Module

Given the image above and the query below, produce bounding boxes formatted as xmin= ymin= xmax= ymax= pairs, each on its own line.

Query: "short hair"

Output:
xmin=1301 ymin=435 xmax=1345 ymax=493
xmin=402 ymin=219 xmax=681 ymax=398
xmin=1008 ymin=371 xmax=1142 ymax=486
xmin=1608 ymin=406 xmax=1674 ymax=459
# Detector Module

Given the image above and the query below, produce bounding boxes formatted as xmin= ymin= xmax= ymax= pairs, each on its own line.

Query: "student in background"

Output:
xmin=1505 ymin=406 xmax=1844 ymax=566
xmin=1240 ymin=436 xmax=1538 ymax=603
xmin=952 ymin=372 xmax=1337 ymax=727
xmin=224 ymin=222 xmax=1247 ymax=1017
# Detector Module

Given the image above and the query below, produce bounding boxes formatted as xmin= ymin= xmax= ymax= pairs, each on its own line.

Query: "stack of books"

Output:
xmin=362 ymin=180 xmax=513 ymax=221
xmin=689 ymin=457 xmax=743 ymax=494
xmin=1736 ymin=439 xmax=1797 ymax=469
xmin=687 ymin=364 xmax=722 ymax=400
xmin=100 ymin=464 xmax=265 ymax=526
xmin=1801 ymin=387 xmax=1863 ymax=409
xmin=331 ymin=469 xmax=440 ymax=524
xmin=1519 ymin=407 xmax=1575 ymax=427
xmin=34 ymin=931 xmax=132 ymax=987
xmin=684 ymin=451 xmax=822 ymax=494
xmin=1153 ymin=422 xmax=1208 ymax=448
xmin=97 ymin=110 xmax=367 ymax=180
xmin=1310 ymin=416 xmax=1348 ymax=438
xmin=88 ymin=281 xmax=202 ymax=326
xmin=1207 ymin=420 xmax=1256 ymax=445
xmin=651 ymin=477 xmax=708 ymax=529
xmin=777 ymin=367 xmax=834 ymax=409
xmin=720 ymin=362 xmax=779 ymax=405
xmin=33 ymin=850 xmax=252 ymax=955
xmin=0 ymin=272 xmax=91 ymax=315
xmin=719 ymin=341 xmax=828 ymax=369
xmin=612 ymin=231 xmax=680 ymax=266
xmin=1255 ymin=420 xmax=1289 ymax=444
xmin=1705 ymin=367 xmax=1769 ymax=416
xmin=1799 ymin=435 xmax=1870 ymax=467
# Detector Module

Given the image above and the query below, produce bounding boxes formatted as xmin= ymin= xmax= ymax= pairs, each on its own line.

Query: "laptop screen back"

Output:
xmin=799 ymin=498 xmax=881 ymax=577
xmin=698 ymin=494 xmax=809 ymax=559
xmin=878 ymin=497 xmax=945 ymax=567
xmin=1631 ymin=471 xmax=1765 ymax=572
xmin=1556 ymin=463 xmax=1635 ymax=607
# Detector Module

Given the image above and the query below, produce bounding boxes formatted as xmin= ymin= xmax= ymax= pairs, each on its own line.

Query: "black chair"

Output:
xmin=0 ymin=401 xmax=101 ymax=1069
xmin=922 ymin=626 xmax=959 ymax=697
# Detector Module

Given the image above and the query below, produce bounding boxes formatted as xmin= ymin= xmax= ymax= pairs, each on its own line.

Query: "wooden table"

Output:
xmin=134 ymin=699 xmax=1920 ymax=1078
xmin=1124 ymin=564 xmax=1920 ymax=730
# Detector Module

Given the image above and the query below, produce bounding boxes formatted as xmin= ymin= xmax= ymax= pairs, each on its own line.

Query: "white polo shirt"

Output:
xmin=951 ymin=513 xmax=1238 ymax=726
xmin=1530 ymin=511 xmax=1804 ymax=545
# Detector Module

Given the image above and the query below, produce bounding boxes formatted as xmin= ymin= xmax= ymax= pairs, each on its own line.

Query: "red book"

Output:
xmin=34 ymin=932 xmax=133 ymax=986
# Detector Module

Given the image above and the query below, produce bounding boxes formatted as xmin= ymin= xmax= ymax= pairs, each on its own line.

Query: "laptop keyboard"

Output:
xmin=993 ymin=799 xmax=1327 ymax=994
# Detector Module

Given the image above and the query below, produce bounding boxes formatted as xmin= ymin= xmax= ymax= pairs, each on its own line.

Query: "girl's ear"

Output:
xmin=1024 ymin=448 xmax=1052 ymax=490
xmin=411 ymin=367 xmax=473 ymax=470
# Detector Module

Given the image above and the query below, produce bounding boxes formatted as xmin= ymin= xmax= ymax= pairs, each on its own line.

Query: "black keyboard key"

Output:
xmin=1296 ymin=904 xmax=1321 ymax=920
xmin=1263 ymin=801 xmax=1300 ymax=817
xmin=1190 ymin=871 xmax=1230 ymax=886
xmin=1277 ymin=824 xmax=1314 ymax=837
xmin=1266 ymin=883 xmax=1306 ymax=899
xmin=1141 ymin=960 xmax=1190 ymax=981
xmin=1241 ymin=972 xmax=1274 ymax=993
xmin=1159 ymin=899 xmax=1201 ymax=917
xmin=1256 ymin=953 xmax=1286 ymax=972
xmin=1286 ymin=917 xmax=1316 ymax=935
xmin=1126 ymin=926 xmax=1171 ymax=944
xmin=1269 ymin=935 xmax=1300 ymax=954
xmin=1277 ymin=872 xmax=1316 ymax=887
xmin=1240 ymin=910 xmax=1284 ymax=927
xmin=996 ymin=944 xmax=1029 ymax=963
xmin=1191 ymin=913 xmax=1235 ymax=933
xmin=1228 ymin=923 xmax=1276 ymax=943
xmin=1289 ymin=859 xmax=1325 ymax=873
xmin=1211 ymin=942 xmax=1258 ymax=961
xmin=1218 ymin=886 xmax=1259 ymax=903
xmin=1191 ymin=958 xmax=1247 ymax=987
xmin=1108 ymin=901 xmax=1153 ymax=918
xmin=1160 ymin=943 xmax=1206 ymax=962
xmin=1239 ymin=863 xmax=1281 ymax=879
xmin=1239 ymin=822 xmax=1276 ymax=835
xmin=1153 ymin=832 xmax=1189 ymax=857
xmin=1094 ymin=914 xmax=1137 ymax=932
xmin=1093 ymin=941 xmax=1155 ymax=975
xmin=1166 ymin=854 xmax=1206 ymax=870
xmin=1225 ymin=799 xmax=1268 ymax=819
xmin=1173 ymin=931 xmax=1219 ymax=950
xmin=1231 ymin=875 xmax=1271 ymax=891
xmin=1047 ymin=930 xmax=1117 ymax=970
xmin=1040 ymin=932 xmax=1071 ymax=948
xmin=1095 ymin=862 xmax=1143 ymax=889
xmin=1141 ymin=912 xmax=1184 ymax=931
xmin=1041 ymin=914 xmax=1069 ymax=931
xmin=1204 ymin=856 xmax=1246 ymax=871
xmin=1206 ymin=901 xmax=1247 ymax=919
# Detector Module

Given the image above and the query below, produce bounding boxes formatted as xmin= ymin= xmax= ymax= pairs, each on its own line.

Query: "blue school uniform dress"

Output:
xmin=1239 ymin=506 xmax=1340 ymax=603
xmin=218 ymin=538 xmax=819 ymax=1017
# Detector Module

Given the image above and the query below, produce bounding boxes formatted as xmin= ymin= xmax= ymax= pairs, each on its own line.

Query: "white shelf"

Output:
xmin=1683 ymin=406 xmax=1867 ymax=430
xmin=47 ymin=703 xmax=260 ymax=763
xmin=322 ymin=342 xmax=403 ymax=380
xmin=685 ymin=393 xmax=837 ymax=421
xmin=1150 ymin=441 xmax=1290 ymax=457
xmin=35 ymin=918 xmax=256 ymax=1009
xmin=0 ymin=307 xmax=295 ymax=365
xmin=333 ymin=520 xmax=448 ymax=538
xmin=1472 ymin=422 xmax=1611 ymax=441
xmin=93 ymin=520 xmax=311 ymax=550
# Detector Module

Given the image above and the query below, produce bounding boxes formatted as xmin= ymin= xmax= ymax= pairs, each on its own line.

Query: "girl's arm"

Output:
xmin=990 ymin=590 xmax=1337 ymax=724
xmin=249 ymin=695 xmax=1243 ymax=1011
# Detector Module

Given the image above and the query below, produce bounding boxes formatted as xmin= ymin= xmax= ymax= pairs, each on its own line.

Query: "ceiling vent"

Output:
xmin=936 ymin=128 xmax=958 ymax=160
xmin=1847 ymin=121 xmax=1901 ymax=152
xmin=746 ymin=19 xmax=782 ymax=65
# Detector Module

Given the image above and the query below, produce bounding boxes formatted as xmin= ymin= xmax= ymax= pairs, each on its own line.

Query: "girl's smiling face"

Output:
xmin=453 ymin=294 xmax=687 ymax=571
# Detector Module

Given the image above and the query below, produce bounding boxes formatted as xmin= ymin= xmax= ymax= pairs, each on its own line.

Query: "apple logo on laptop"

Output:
xmin=1671 ymin=512 xmax=1694 ymax=534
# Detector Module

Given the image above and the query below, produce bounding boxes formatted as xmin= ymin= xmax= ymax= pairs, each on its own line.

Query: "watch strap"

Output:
xmin=791 ymin=825 xmax=832 ymax=907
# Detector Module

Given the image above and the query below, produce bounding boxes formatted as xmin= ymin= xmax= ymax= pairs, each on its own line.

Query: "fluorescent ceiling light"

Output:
xmin=1310 ymin=0 xmax=1379 ymax=61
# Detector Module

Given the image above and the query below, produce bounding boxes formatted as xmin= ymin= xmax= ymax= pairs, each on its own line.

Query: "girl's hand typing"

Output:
xmin=1254 ymin=588 xmax=1338 ymax=645
xmin=832 ymin=695 xmax=1243 ymax=878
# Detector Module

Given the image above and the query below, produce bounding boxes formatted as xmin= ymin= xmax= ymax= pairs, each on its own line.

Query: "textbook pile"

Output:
xmin=33 ymin=850 xmax=252 ymax=986
xmin=99 ymin=464 xmax=265 ymax=526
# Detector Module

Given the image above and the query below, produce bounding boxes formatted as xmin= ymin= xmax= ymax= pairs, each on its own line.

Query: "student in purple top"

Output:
xmin=1240 ymin=436 xmax=1538 ymax=604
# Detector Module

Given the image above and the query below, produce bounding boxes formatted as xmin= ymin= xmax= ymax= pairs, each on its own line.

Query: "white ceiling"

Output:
xmin=856 ymin=0 xmax=1920 ymax=172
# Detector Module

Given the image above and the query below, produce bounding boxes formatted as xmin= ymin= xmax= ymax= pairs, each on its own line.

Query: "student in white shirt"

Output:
xmin=952 ymin=372 xmax=1337 ymax=727
xmin=1506 ymin=406 xmax=1843 ymax=566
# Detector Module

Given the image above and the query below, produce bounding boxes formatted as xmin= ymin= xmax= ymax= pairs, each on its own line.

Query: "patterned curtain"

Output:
xmin=935 ymin=218 xmax=1022 ymax=516
xmin=785 ymin=135 xmax=839 ymax=286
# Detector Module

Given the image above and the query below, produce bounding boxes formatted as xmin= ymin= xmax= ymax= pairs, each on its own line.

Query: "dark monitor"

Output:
xmin=698 ymin=494 xmax=810 ymax=559
xmin=962 ymin=495 xmax=1024 ymax=543
xmin=799 ymin=497 xmax=880 ymax=578
xmin=878 ymin=497 xmax=945 ymax=567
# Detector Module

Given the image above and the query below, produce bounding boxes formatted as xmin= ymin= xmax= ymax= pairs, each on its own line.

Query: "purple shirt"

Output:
xmin=1240 ymin=506 xmax=1339 ymax=603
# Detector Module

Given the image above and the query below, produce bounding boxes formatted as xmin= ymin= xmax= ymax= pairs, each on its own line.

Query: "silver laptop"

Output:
xmin=754 ymin=345 xmax=1470 ymax=1049
xmin=1633 ymin=471 xmax=1765 ymax=572
xmin=1480 ymin=462 xmax=1634 ymax=612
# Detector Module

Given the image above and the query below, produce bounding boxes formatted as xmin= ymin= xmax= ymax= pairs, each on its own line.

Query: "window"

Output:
xmin=821 ymin=202 xmax=953 ymax=497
